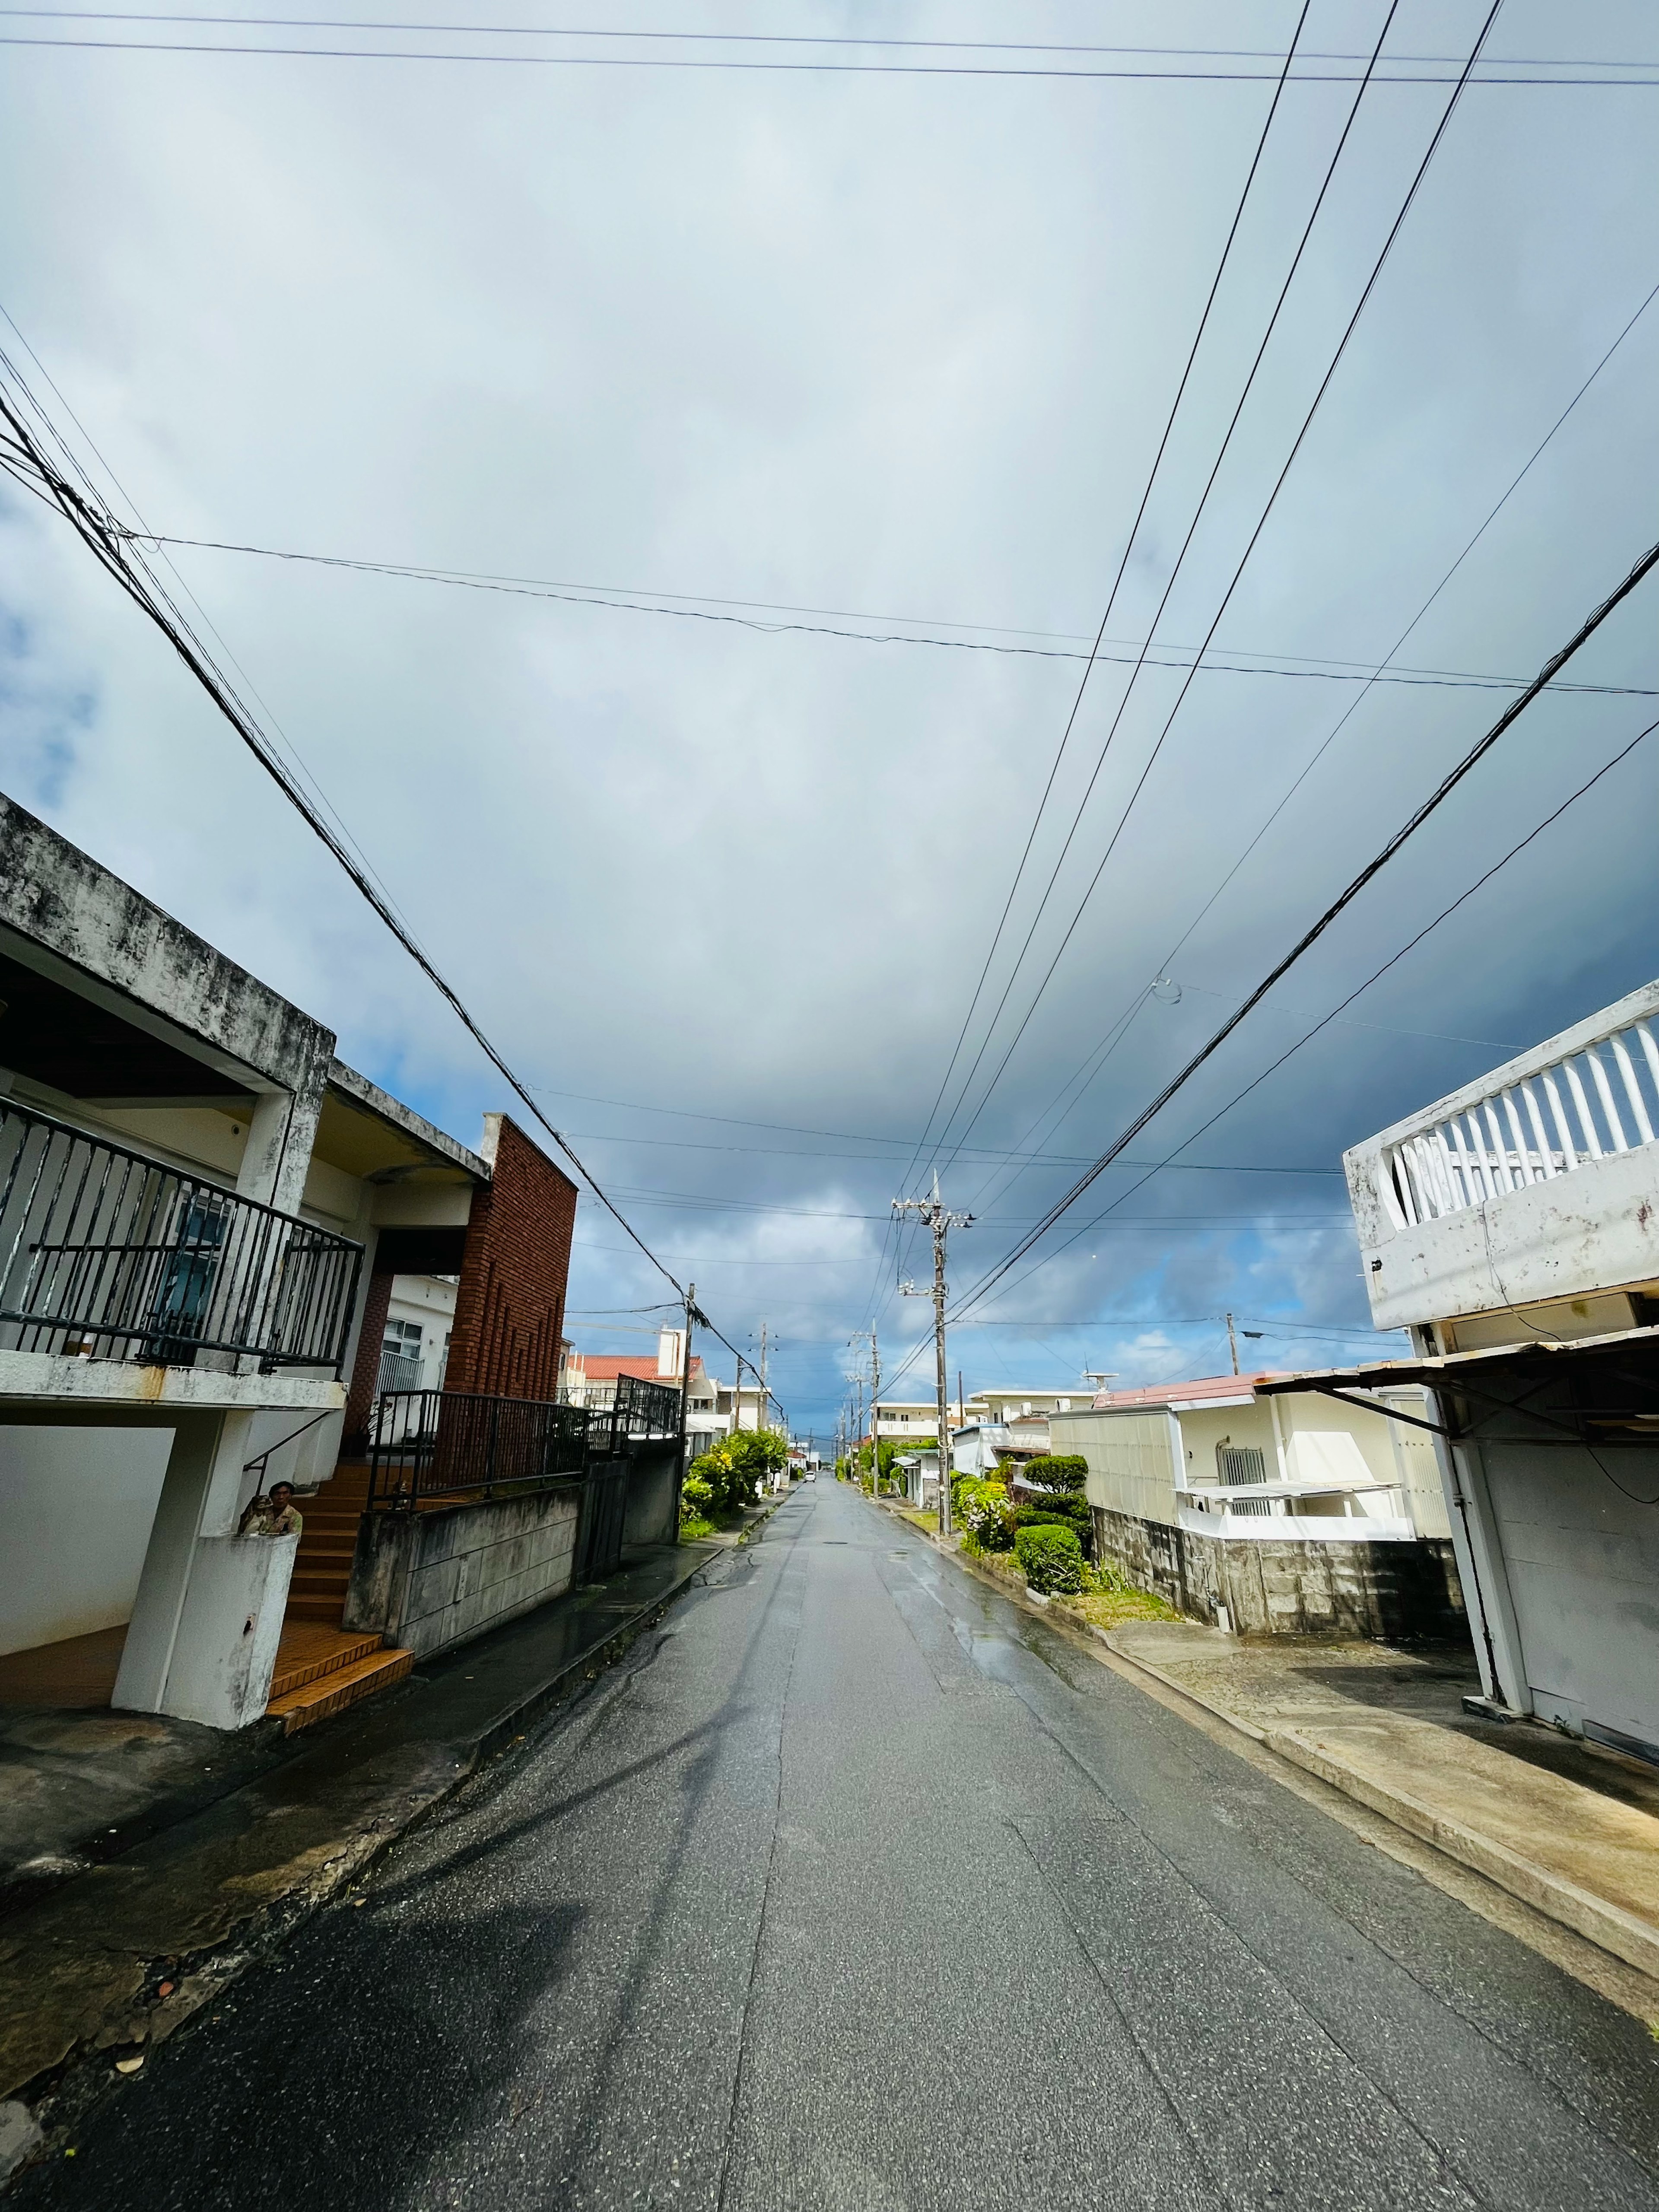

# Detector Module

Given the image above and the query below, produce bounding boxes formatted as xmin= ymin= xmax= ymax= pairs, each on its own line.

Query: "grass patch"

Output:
xmin=680 ymin=1515 xmax=719 ymax=1541
xmin=962 ymin=1541 xmax=1177 ymax=1626
xmin=1056 ymin=1587 xmax=1180 ymax=1630
xmin=896 ymin=1508 xmax=938 ymax=1535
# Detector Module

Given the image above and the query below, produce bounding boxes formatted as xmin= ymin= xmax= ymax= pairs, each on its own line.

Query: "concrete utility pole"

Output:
xmin=893 ymin=1174 xmax=973 ymax=1538
xmin=757 ymin=1323 xmax=770 ymax=1430
xmin=1226 ymin=1312 xmax=1240 ymax=1376
xmin=848 ymin=1329 xmax=879 ymax=1495
xmin=676 ymin=1283 xmax=697 ymax=1519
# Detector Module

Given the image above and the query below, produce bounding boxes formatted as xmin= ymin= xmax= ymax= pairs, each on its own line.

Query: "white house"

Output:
xmin=1328 ymin=975 xmax=1659 ymax=1760
xmin=0 ymin=794 xmax=579 ymax=1734
xmin=1049 ymin=1373 xmax=1463 ymax=1639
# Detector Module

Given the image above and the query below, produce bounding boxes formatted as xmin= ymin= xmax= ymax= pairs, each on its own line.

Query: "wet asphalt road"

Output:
xmin=16 ymin=1479 xmax=1659 ymax=2212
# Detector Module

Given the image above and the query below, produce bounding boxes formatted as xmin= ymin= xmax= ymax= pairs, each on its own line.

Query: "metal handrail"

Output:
xmin=367 ymin=1376 xmax=686 ymax=1510
xmin=369 ymin=1388 xmax=592 ymax=1509
xmin=0 ymin=1097 xmax=362 ymax=1372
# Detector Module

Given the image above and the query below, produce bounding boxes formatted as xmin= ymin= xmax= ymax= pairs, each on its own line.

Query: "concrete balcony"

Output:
xmin=0 ymin=1096 xmax=362 ymax=1403
xmin=1346 ymin=979 xmax=1659 ymax=1336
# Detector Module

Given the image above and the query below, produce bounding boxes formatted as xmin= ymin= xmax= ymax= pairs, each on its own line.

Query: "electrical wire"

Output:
xmin=885 ymin=1 xmax=1312 ymax=1244
xmin=963 ymin=687 xmax=1659 ymax=1322
xmin=917 ymin=1 xmax=1416 ymax=1199
xmin=926 ymin=3 xmax=1506 ymax=1189
xmin=967 ymin=267 xmax=1659 ymax=1224
xmin=0 ymin=23 xmax=1649 ymax=82
xmin=0 ymin=15 xmax=1646 ymax=70
xmin=868 ymin=0 xmax=1318 ymax=1329
xmin=0 ymin=343 xmax=767 ymax=1373
xmin=119 ymin=530 xmax=1658 ymax=697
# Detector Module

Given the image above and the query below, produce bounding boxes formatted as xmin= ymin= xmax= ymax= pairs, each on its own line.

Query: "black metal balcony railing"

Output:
xmin=369 ymin=1374 xmax=684 ymax=1510
xmin=611 ymin=1372 xmax=683 ymax=1443
xmin=0 ymin=1098 xmax=362 ymax=1373
xmin=368 ymin=1389 xmax=591 ymax=1507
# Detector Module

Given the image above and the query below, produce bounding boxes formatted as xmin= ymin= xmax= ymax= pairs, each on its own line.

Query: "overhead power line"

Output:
xmin=892 ymin=1 xmax=1309 ymax=1228
xmin=0 ymin=15 xmax=1644 ymax=70
xmin=951 ymin=536 xmax=1659 ymax=1320
xmin=1 ymin=21 xmax=1651 ymax=83
xmin=947 ymin=267 xmax=1659 ymax=1244
xmin=121 ymin=531 xmax=1657 ymax=698
xmin=926 ymin=1 xmax=1504 ymax=1185
xmin=977 ymin=702 xmax=1659 ymax=1320
xmin=871 ymin=0 xmax=1318 ymax=1328
xmin=0 ymin=343 xmax=761 ymax=1373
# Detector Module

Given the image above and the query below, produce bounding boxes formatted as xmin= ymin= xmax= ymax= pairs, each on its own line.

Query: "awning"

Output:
xmin=1251 ymin=1322 xmax=1659 ymax=1449
xmin=1250 ymin=1320 xmax=1659 ymax=1395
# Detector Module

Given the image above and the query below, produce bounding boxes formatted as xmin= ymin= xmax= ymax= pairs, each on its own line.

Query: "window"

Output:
xmin=1217 ymin=1442 xmax=1270 ymax=1516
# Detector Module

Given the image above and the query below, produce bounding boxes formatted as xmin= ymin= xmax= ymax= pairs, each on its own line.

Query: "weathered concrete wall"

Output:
xmin=1092 ymin=1505 xmax=1469 ymax=1642
xmin=622 ymin=1440 xmax=681 ymax=1550
xmin=0 ymin=793 xmax=335 ymax=1104
xmin=344 ymin=1484 xmax=582 ymax=1660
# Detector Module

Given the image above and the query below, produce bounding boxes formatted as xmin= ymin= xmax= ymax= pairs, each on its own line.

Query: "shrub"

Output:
xmin=1013 ymin=1456 xmax=1093 ymax=1562
xmin=688 ymin=1432 xmax=784 ymax=1518
xmin=1015 ymin=1522 xmax=1084 ymax=1595
xmin=1022 ymin=1455 xmax=1088 ymax=1488
xmin=956 ymin=1478 xmax=1016 ymax=1551
xmin=680 ymin=1473 xmax=715 ymax=1521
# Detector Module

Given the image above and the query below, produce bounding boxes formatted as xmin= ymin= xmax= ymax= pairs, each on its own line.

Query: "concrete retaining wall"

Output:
xmin=622 ymin=1440 xmax=680 ymax=1550
xmin=1093 ymin=1504 xmax=1468 ymax=1642
xmin=345 ymin=1484 xmax=583 ymax=1660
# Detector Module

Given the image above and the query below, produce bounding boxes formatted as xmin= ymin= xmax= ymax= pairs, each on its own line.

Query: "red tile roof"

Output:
xmin=570 ymin=1352 xmax=709 ymax=1386
xmin=1093 ymin=1372 xmax=1282 ymax=1411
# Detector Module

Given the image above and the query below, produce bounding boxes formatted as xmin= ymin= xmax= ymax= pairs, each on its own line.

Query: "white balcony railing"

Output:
xmin=1349 ymin=977 xmax=1659 ymax=1332
xmin=1381 ymin=1000 xmax=1659 ymax=1230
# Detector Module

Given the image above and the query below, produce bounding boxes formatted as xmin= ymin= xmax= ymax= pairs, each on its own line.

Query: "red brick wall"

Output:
xmin=343 ymin=1268 xmax=395 ymax=1445
xmin=445 ymin=1116 xmax=578 ymax=1402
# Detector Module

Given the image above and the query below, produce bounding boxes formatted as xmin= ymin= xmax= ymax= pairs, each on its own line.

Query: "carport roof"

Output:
xmin=1251 ymin=1322 xmax=1659 ymax=1395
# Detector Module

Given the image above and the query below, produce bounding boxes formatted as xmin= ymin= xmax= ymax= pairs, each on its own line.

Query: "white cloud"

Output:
xmin=2 ymin=0 xmax=1657 ymax=1423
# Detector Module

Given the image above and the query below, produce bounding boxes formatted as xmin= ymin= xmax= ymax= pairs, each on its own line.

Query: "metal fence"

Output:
xmin=609 ymin=1372 xmax=682 ymax=1446
xmin=368 ymin=1388 xmax=593 ymax=1507
xmin=0 ymin=1098 xmax=362 ymax=1371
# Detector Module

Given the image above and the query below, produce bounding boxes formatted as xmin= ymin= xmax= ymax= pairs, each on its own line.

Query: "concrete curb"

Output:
xmin=1095 ymin=1631 xmax=1659 ymax=1985
xmin=868 ymin=1495 xmax=1659 ymax=1984
xmin=0 ymin=1545 xmax=718 ymax=2176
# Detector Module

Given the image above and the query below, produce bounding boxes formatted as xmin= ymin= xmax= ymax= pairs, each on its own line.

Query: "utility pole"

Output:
xmin=730 ymin=1353 xmax=746 ymax=1436
xmin=675 ymin=1283 xmax=697 ymax=1526
xmin=1226 ymin=1312 xmax=1240 ymax=1376
xmin=893 ymin=1173 xmax=973 ymax=1538
xmin=849 ymin=1329 xmax=879 ymax=1496
xmin=757 ymin=1322 xmax=770 ymax=1430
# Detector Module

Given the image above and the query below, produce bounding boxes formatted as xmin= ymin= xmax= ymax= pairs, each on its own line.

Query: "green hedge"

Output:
xmin=1014 ymin=1523 xmax=1084 ymax=1595
xmin=1022 ymin=1455 xmax=1088 ymax=1487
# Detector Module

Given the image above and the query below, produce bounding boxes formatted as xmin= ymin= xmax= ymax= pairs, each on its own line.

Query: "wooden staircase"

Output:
xmin=269 ymin=1461 xmax=412 ymax=1733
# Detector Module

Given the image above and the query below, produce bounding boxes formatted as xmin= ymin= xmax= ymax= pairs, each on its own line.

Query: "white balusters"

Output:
xmin=1379 ymin=1015 xmax=1659 ymax=1220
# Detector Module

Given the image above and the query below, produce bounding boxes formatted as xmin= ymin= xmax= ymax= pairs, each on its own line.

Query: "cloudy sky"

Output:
xmin=3 ymin=0 xmax=1658 ymax=1433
